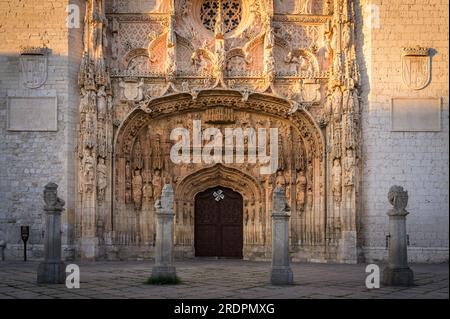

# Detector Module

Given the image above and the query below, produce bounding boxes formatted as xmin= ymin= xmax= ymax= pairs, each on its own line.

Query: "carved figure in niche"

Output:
xmin=133 ymin=140 xmax=143 ymax=170
xmin=128 ymin=56 xmax=149 ymax=72
xmin=296 ymin=170 xmax=307 ymax=210
xmin=97 ymin=157 xmax=107 ymax=201
xmin=317 ymin=37 xmax=332 ymax=70
xmin=331 ymin=87 xmax=342 ymax=122
xmin=351 ymin=89 xmax=360 ymax=115
xmin=181 ymin=81 xmax=189 ymax=92
xmin=132 ymin=169 xmax=143 ymax=210
xmin=166 ymin=49 xmax=176 ymax=78
xmin=107 ymin=95 xmax=113 ymax=114
xmin=84 ymin=115 xmax=96 ymax=149
xmin=142 ymin=182 xmax=153 ymax=203
xmin=153 ymin=134 xmax=163 ymax=170
xmin=343 ymin=88 xmax=351 ymax=114
xmin=275 ymin=170 xmax=287 ymax=188
xmin=191 ymin=51 xmax=209 ymax=74
xmin=125 ymin=161 xmax=132 ymax=203
xmin=152 ymin=169 xmax=163 ymax=202
xmin=97 ymin=126 xmax=107 ymax=159
xmin=342 ymin=23 xmax=352 ymax=51
xmin=344 ymin=115 xmax=357 ymax=150
xmin=82 ymin=149 xmax=95 ymax=194
xmin=80 ymin=87 xmax=90 ymax=113
xmin=343 ymin=148 xmax=355 ymax=188
xmin=332 ymin=124 xmax=342 ymax=159
xmin=135 ymin=78 xmax=144 ymax=102
xmin=265 ymin=50 xmax=275 ymax=83
xmin=286 ymin=52 xmax=312 ymax=74
xmin=331 ymin=158 xmax=342 ymax=202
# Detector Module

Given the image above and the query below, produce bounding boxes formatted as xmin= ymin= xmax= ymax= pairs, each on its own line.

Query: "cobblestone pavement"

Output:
xmin=0 ymin=260 xmax=447 ymax=299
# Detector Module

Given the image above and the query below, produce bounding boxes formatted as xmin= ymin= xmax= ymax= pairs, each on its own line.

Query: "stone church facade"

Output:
xmin=0 ymin=0 xmax=448 ymax=263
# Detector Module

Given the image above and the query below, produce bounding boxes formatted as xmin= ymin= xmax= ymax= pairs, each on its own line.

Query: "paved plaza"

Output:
xmin=0 ymin=260 xmax=447 ymax=299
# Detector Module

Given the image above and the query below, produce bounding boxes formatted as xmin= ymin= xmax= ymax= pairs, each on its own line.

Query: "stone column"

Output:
xmin=383 ymin=185 xmax=414 ymax=286
xmin=152 ymin=184 xmax=176 ymax=279
xmin=270 ymin=186 xmax=294 ymax=285
xmin=37 ymin=183 xmax=66 ymax=284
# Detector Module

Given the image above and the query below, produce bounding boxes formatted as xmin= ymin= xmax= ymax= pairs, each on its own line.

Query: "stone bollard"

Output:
xmin=151 ymin=184 xmax=176 ymax=279
xmin=0 ymin=240 xmax=5 ymax=261
xmin=383 ymin=185 xmax=414 ymax=286
xmin=37 ymin=183 xmax=66 ymax=284
xmin=270 ymin=186 xmax=294 ymax=285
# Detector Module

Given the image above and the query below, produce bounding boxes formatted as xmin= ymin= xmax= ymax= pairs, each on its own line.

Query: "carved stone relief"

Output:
xmin=76 ymin=0 xmax=361 ymax=262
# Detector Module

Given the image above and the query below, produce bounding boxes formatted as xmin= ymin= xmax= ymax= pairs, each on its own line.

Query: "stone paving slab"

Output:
xmin=0 ymin=260 xmax=447 ymax=299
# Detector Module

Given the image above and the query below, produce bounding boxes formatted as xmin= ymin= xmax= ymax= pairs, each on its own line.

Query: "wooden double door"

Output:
xmin=194 ymin=187 xmax=243 ymax=258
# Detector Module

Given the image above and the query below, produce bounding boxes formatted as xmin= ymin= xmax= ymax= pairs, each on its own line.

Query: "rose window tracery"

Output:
xmin=200 ymin=0 xmax=242 ymax=33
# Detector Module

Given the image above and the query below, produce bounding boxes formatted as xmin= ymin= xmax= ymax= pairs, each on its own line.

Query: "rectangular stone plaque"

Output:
xmin=7 ymin=95 xmax=57 ymax=131
xmin=391 ymin=98 xmax=441 ymax=132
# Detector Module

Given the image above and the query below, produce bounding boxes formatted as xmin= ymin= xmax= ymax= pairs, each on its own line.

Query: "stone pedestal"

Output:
xmin=152 ymin=184 xmax=176 ymax=279
xmin=383 ymin=186 xmax=414 ymax=286
xmin=37 ymin=183 xmax=66 ymax=284
xmin=270 ymin=186 xmax=293 ymax=285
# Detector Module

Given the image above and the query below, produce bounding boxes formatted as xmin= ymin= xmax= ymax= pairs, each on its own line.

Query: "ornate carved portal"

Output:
xmin=76 ymin=0 xmax=361 ymax=263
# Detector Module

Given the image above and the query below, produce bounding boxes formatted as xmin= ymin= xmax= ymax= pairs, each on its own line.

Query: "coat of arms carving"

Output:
xmin=19 ymin=46 xmax=49 ymax=89
xmin=401 ymin=46 xmax=431 ymax=90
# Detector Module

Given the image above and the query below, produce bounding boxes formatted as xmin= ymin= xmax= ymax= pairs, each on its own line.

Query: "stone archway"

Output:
xmin=175 ymin=163 xmax=264 ymax=258
xmin=109 ymin=90 xmax=330 ymax=261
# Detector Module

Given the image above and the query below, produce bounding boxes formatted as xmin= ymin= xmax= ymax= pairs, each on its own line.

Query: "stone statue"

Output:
xmin=343 ymin=149 xmax=355 ymax=187
xmin=80 ymin=87 xmax=89 ymax=113
xmin=331 ymin=158 xmax=342 ymax=202
xmin=143 ymin=182 xmax=153 ymax=202
xmin=388 ymin=186 xmax=408 ymax=213
xmin=166 ymin=49 xmax=176 ymax=78
xmin=82 ymin=149 xmax=95 ymax=194
xmin=152 ymin=169 xmax=163 ymax=201
xmin=97 ymin=85 xmax=107 ymax=120
xmin=332 ymin=87 xmax=343 ymax=122
xmin=296 ymin=170 xmax=307 ymax=209
xmin=84 ymin=115 xmax=96 ymax=149
xmin=275 ymin=170 xmax=287 ymax=188
xmin=132 ymin=169 xmax=143 ymax=210
xmin=97 ymin=157 xmax=107 ymax=201
xmin=44 ymin=182 xmax=65 ymax=211
xmin=97 ymin=127 xmax=107 ymax=159
xmin=133 ymin=140 xmax=143 ymax=170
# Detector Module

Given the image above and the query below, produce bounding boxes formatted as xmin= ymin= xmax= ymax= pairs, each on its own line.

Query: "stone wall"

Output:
xmin=0 ymin=0 xmax=83 ymax=260
xmin=358 ymin=0 xmax=449 ymax=263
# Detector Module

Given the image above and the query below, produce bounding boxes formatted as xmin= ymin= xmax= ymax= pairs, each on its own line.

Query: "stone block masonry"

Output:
xmin=358 ymin=0 xmax=449 ymax=263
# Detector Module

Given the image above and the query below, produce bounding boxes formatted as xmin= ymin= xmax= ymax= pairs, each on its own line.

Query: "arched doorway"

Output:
xmin=195 ymin=187 xmax=243 ymax=258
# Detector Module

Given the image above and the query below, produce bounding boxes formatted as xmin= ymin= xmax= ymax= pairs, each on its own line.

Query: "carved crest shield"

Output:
xmin=401 ymin=46 xmax=430 ymax=90
xmin=20 ymin=47 xmax=48 ymax=89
